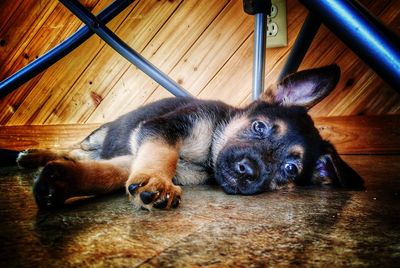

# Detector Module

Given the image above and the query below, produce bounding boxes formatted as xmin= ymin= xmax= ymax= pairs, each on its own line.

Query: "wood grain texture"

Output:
xmin=0 ymin=0 xmax=103 ymax=125
xmin=45 ymin=0 xmax=183 ymax=124
xmin=0 ymin=0 xmax=399 ymax=127
xmin=0 ymin=115 xmax=398 ymax=154
xmin=0 ymin=124 xmax=99 ymax=151
xmin=314 ymin=115 xmax=400 ymax=154
xmin=2 ymin=0 xmax=125 ymax=126
xmin=0 ymin=154 xmax=399 ymax=267
xmin=86 ymin=0 xmax=231 ymax=123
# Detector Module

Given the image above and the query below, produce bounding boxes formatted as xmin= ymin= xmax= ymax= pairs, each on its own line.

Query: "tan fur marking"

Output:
xmin=68 ymin=148 xmax=97 ymax=161
xmin=72 ymin=156 xmax=132 ymax=195
xmin=274 ymin=119 xmax=288 ymax=137
xmin=175 ymin=160 xmax=209 ymax=185
xmin=130 ymin=139 xmax=180 ymax=181
xmin=289 ymin=144 xmax=305 ymax=158
xmin=181 ymin=118 xmax=214 ymax=163
xmin=128 ymin=126 xmax=141 ymax=156
xmin=126 ymin=139 xmax=182 ymax=209
xmin=260 ymin=84 xmax=278 ymax=104
xmin=212 ymin=115 xmax=249 ymax=163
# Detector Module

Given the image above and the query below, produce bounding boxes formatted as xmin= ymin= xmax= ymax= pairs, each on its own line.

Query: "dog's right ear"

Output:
xmin=261 ymin=64 xmax=341 ymax=108
xmin=311 ymin=141 xmax=364 ymax=190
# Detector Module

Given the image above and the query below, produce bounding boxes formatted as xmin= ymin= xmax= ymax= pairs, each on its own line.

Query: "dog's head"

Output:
xmin=212 ymin=65 xmax=364 ymax=194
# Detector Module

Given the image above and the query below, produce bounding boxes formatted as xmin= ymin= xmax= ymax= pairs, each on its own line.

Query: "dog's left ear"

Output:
xmin=312 ymin=141 xmax=364 ymax=190
xmin=262 ymin=64 xmax=341 ymax=108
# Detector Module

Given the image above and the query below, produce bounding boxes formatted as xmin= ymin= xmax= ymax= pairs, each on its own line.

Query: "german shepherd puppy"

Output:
xmin=17 ymin=65 xmax=363 ymax=210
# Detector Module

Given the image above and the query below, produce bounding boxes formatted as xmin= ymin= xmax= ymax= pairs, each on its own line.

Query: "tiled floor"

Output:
xmin=0 ymin=155 xmax=399 ymax=267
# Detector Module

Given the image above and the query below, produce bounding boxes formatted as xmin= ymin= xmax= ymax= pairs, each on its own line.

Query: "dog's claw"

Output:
xmin=171 ymin=197 xmax=181 ymax=208
xmin=128 ymin=183 xmax=140 ymax=195
xmin=140 ymin=191 xmax=158 ymax=204
xmin=153 ymin=197 xmax=168 ymax=209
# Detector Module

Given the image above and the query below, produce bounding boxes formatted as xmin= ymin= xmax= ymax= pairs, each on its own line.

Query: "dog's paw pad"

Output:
xmin=153 ymin=196 xmax=168 ymax=209
xmin=126 ymin=177 xmax=182 ymax=210
xmin=170 ymin=196 xmax=181 ymax=208
xmin=33 ymin=162 xmax=70 ymax=209
xmin=140 ymin=191 xmax=158 ymax=204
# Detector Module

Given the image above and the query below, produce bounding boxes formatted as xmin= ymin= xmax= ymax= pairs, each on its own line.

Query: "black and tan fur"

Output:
xmin=16 ymin=65 xmax=364 ymax=210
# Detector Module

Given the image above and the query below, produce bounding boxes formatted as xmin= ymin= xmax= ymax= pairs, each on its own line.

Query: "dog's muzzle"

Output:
xmin=214 ymin=147 xmax=270 ymax=195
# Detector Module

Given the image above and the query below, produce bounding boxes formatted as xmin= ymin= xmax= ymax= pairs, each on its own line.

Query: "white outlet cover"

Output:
xmin=267 ymin=0 xmax=287 ymax=48
xmin=267 ymin=22 xmax=278 ymax=37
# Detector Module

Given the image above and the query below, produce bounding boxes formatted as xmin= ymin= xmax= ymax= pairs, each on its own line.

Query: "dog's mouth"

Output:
xmin=214 ymin=149 xmax=272 ymax=195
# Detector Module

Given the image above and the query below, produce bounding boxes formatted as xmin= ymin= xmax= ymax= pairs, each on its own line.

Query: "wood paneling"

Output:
xmin=1 ymin=0 xmax=399 ymax=127
xmin=0 ymin=0 xmax=399 ymax=155
xmin=314 ymin=115 xmax=400 ymax=154
xmin=1 ymin=115 xmax=398 ymax=154
xmin=0 ymin=124 xmax=98 ymax=151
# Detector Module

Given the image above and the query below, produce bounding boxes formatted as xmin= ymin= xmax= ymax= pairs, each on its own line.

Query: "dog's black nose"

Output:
xmin=234 ymin=158 xmax=259 ymax=180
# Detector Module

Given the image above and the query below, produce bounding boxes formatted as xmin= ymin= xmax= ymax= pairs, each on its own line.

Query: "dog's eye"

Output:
xmin=284 ymin=163 xmax=299 ymax=177
xmin=251 ymin=121 xmax=268 ymax=135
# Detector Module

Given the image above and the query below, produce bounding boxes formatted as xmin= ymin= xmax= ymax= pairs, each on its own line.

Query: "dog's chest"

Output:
xmin=175 ymin=118 xmax=215 ymax=185
xmin=180 ymin=118 xmax=214 ymax=163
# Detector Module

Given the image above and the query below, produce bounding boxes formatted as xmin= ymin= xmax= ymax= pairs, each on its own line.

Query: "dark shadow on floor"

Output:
xmin=1 ymin=155 xmax=399 ymax=267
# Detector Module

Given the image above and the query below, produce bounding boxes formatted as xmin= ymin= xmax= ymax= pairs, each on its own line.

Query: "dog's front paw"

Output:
xmin=126 ymin=175 xmax=182 ymax=210
xmin=33 ymin=160 xmax=74 ymax=209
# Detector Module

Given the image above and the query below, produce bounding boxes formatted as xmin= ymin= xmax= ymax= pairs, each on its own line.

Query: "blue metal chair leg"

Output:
xmin=60 ymin=0 xmax=192 ymax=98
xmin=299 ymin=0 xmax=400 ymax=91
xmin=0 ymin=0 xmax=135 ymax=99
xmin=278 ymin=12 xmax=321 ymax=81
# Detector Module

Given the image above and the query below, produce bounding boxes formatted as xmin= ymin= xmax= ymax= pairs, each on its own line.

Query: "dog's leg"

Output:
xmin=33 ymin=155 xmax=131 ymax=208
xmin=18 ymin=126 xmax=107 ymax=169
xmin=17 ymin=144 xmax=106 ymax=168
xmin=125 ymin=139 xmax=182 ymax=210
xmin=17 ymin=149 xmax=70 ymax=169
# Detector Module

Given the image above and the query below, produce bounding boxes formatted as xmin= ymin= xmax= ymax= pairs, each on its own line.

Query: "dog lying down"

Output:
xmin=17 ymin=65 xmax=363 ymax=210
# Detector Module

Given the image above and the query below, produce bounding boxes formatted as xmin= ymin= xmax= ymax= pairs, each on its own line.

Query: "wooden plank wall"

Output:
xmin=0 ymin=0 xmax=399 ymax=156
xmin=1 ymin=0 xmax=399 ymax=127
xmin=1 ymin=115 xmax=399 ymax=154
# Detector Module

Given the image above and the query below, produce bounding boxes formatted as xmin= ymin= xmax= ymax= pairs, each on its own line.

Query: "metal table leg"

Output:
xmin=243 ymin=0 xmax=271 ymax=100
xmin=252 ymin=12 xmax=267 ymax=100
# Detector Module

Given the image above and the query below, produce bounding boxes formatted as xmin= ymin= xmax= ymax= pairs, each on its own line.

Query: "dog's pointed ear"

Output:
xmin=312 ymin=141 xmax=364 ymax=190
xmin=262 ymin=64 xmax=341 ymax=108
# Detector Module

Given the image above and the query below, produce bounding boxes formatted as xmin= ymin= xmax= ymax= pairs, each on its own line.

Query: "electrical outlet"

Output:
xmin=266 ymin=0 xmax=287 ymax=48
